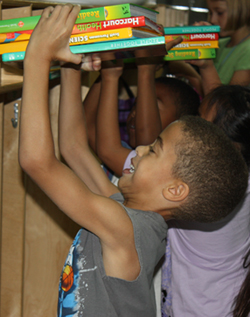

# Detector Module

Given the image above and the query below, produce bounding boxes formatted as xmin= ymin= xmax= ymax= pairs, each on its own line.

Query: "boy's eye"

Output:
xmin=149 ymin=146 xmax=155 ymax=153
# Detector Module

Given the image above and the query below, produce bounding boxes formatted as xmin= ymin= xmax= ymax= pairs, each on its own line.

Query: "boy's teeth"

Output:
xmin=130 ymin=164 xmax=135 ymax=173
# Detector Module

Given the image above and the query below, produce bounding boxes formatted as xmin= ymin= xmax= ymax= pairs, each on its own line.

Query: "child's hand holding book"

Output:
xmin=25 ymin=5 xmax=82 ymax=65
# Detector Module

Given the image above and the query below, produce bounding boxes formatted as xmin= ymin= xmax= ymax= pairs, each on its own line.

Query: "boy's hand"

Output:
xmin=25 ymin=4 xmax=82 ymax=65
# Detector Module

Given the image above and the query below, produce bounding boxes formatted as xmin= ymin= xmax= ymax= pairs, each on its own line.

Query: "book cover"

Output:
xmin=0 ymin=4 xmax=158 ymax=34
xmin=164 ymin=48 xmax=216 ymax=61
xmin=172 ymin=40 xmax=219 ymax=50
xmin=72 ymin=16 xmax=162 ymax=35
xmin=164 ymin=25 xmax=220 ymax=35
xmin=165 ymin=32 xmax=219 ymax=42
xmin=2 ymin=36 xmax=166 ymax=61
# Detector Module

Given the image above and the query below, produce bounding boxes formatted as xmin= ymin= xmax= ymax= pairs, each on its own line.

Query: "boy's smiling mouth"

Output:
xmin=129 ymin=164 xmax=135 ymax=173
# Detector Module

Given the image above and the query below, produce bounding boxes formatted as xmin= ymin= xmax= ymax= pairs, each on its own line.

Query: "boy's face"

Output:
xmin=119 ymin=121 xmax=183 ymax=212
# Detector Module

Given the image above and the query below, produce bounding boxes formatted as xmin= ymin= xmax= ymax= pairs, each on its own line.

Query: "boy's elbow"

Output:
xmin=19 ymin=150 xmax=53 ymax=179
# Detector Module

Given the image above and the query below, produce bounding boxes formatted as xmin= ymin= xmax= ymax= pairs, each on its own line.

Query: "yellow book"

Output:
xmin=0 ymin=27 xmax=159 ymax=54
xmin=172 ymin=40 xmax=219 ymax=50
xmin=69 ymin=27 xmax=158 ymax=45
xmin=0 ymin=40 xmax=29 ymax=54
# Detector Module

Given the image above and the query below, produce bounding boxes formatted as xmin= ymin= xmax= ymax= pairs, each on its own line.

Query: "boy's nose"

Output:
xmin=136 ymin=145 xmax=148 ymax=157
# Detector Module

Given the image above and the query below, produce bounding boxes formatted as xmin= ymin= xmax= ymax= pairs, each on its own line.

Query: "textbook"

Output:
xmin=0 ymin=27 xmax=161 ymax=54
xmin=165 ymin=32 xmax=219 ymax=42
xmin=0 ymin=17 xmax=163 ymax=44
xmin=164 ymin=25 xmax=220 ymax=35
xmin=0 ymin=4 xmax=158 ymax=33
xmin=72 ymin=16 xmax=163 ymax=35
xmin=164 ymin=48 xmax=216 ymax=61
xmin=1 ymin=36 xmax=166 ymax=62
xmin=0 ymin=32 xmax=31 ymax=43
xmin=173 ymin=40 xmax=219 ymax=50
xmin=69 ymin=27 xmax=159 ymax=46
xmin=0 ymin=40 xmax=29 ymax=54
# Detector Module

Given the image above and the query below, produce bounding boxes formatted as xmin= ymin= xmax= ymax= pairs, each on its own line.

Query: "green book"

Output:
xmin=0 ymin=4 xmax=158 ymax=34
xmin=1 ymin=36 xmax=166 ymax=62
xmin=164 ymin=25 xmax=220 ymax=35
xmin=164 ymin=48 xmax=216 ymax=61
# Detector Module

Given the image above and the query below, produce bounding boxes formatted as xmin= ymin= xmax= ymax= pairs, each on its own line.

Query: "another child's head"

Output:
xmin=200 ymin=85 xmax=250 ymax=168
xmin=207 ymin=0 xmax=250 ymax=37
xmin=120 ymin=116 xmax=248 ymax=223
xmin=126 ymin=77 xmax=200 ymax=148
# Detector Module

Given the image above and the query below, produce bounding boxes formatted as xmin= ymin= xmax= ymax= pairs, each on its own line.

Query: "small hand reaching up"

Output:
xmin=26 ymin=4 xmax=82 ymax=65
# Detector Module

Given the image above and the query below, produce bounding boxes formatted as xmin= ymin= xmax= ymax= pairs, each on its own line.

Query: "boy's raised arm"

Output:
xmin=83 ymin=74 xmax=101 ymax=152
xmin=96 ymin=60 xmax=132 ymax=177
xmin=19 ymin=6 xmax=138 ymax=262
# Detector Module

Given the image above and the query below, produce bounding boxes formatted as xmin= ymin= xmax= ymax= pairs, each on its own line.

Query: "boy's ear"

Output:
xmin=162 ymin=182 xmax=189 ymax=202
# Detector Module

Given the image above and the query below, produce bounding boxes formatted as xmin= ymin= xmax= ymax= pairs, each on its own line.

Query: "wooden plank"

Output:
xmin=0 ymin=94 xmax=26 ymax=317
xmin=1 ymin=5 xmax=32 ymax=20
xmin=22 ymin=84 xmax=80 ymax=316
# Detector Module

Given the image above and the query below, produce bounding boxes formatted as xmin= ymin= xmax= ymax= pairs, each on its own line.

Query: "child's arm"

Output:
xmin=96 ymin=61 xmax=132 ymax=177
xmin=134 ymin=37 xmax=183 ymax=146
xmin=135 ymin=61 xmax=161 ymax=146
xmin=83 ymin=73 xmax=101 ymax=152
xmin=19 ymin=5 xmax=139 ymax=280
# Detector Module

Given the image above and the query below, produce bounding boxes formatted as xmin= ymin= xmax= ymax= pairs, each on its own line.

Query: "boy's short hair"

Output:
xmin=226 ymin=0 xmax=250 ymax=30
xmin=155 ymin=77 xmax=200 ymax=117
xmin=171 ymin=116 xmax=248 ymax=223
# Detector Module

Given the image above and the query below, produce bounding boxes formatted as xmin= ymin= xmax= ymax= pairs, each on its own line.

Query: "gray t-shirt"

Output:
xmin=57 ymin=193 xmax=168 ymax=317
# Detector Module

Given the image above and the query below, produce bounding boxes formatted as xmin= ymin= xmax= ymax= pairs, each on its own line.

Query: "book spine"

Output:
xmin=172 ymin=40 xmax=219 ymax=50
xmin=165 ymin=33 xmax=219 ymax=42
xmin=72 ymin=16 xmax=145 ymax=34
xmin=165 ymin=48 xmax=216 ymax=60
xmin=164 ymin=25 xmax=220 ymax=35
xmin=69 ymin=28 xmax=133 ymax=45
xmin=70 ymin=36 xmax=165 ymax=54
xmin=0 ymin=40 xmax=29 ymax=54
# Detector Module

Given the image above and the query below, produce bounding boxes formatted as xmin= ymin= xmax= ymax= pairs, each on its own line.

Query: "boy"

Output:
xmin=19 ymin=5 xmax=248 ymax=317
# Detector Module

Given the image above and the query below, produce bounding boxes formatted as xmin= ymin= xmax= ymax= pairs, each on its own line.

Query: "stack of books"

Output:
xmin=0 ymin=3 xmax=168 ymax=62
xmin=164 ymin=25 xmax=220 ymax=61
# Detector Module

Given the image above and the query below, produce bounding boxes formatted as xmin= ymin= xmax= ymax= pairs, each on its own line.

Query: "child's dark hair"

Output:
xmin=171 ymin=116 xmax=248 ymax=223
xmin=203 ymin=85 xmax=250 ymax=168
xmin=155 ymin=77 xmax=200 ymax=117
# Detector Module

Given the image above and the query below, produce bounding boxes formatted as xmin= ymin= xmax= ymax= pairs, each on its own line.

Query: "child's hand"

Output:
xmin=185 ymin=58 xmax=213 ymax=70
xmin=25 ymin=4 xmax=82 ymax=65
xmin=165 ymin=36 xmax=183 ymax=51
xmin=60 ymin=54 xmax=101 ymax=72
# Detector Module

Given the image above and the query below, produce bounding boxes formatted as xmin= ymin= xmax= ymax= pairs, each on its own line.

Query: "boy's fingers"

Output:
xmin=40 ymin=6 xmax=54 ymax=20
xmin=66 ymin=4 xmax=81 ymax=27
xmin=57 ymin=3 xmax=74 ymax=22
xmin=165 ymin=36 xmax=183 ymax=51
xmin=46 ymin=5 xmax=63 ymax=20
